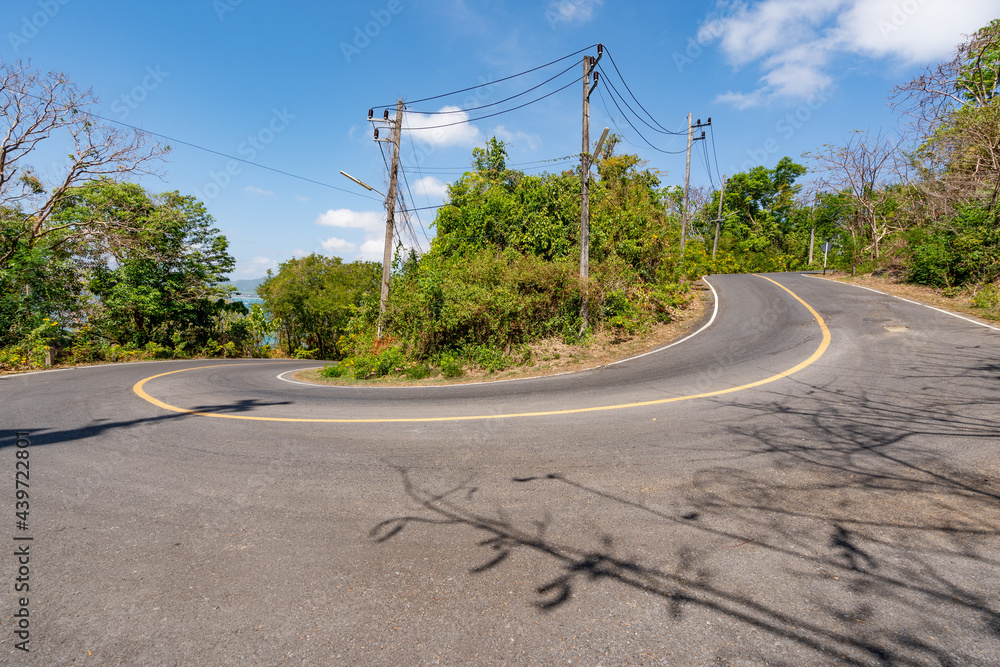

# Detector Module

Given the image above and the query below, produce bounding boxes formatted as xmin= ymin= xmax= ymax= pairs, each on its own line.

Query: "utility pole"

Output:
xmin=371 ymin=101 xmax=403 ymax=338
xmin=580 ymin=44 xmax=602 ymax=330
xmin=712 ymin=174 xmax=726 ymax=260
xmin=680 ymin=116 xmax=710 ymax=254
xmin=681 ymin=113 xmax=692 ymax=254
xmin=808 ymin=193 xmax=818 ymax=266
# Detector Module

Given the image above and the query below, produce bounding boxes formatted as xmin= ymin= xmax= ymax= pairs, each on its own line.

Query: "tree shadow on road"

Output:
xmin=0 ymin=397 xmax=292 ymax=450
xmin=370 ymin=344 xmax=1000 ymax=665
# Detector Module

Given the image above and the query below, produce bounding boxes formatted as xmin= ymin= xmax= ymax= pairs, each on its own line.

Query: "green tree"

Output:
xmin=705 ymin=157 xmax=808 ymax=257
xmin=0 ymin=219 xmax=80 ymax=347
xmin=432 ymin=138 xmax=580 ymax=261
xmin=82 ymin=182 xmax=236 ymax=347
xmin=258 ymin=254 xmax=380 ymax=359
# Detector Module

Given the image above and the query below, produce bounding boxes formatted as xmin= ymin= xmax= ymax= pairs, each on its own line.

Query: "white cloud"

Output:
xmin=704 ymin=0 xmax=996 ymax=107
xmin=293 ymin=195 xmax=309 ymax=203
xmin=320 ymin=237 xmax=358 ymax=254
xmin=314 ymin=209 xmax=384 ymax=232
xmin=411 ymin=176 xmax=449 ymax=201
xmin=492 ymin=125 xmax=541 ymax=151
xmin=359 ymin=238 xmax=387 ymax=262
xmin=245 ymin=186 xmax=274 ymax=196
xmin=404 ymin=106 xmax=481 ymax=148
xmin=291 ymin=248 xmax=310 ymax=258
xmin=232 ymin=256 xmax=278 ymax=278
xmin=547 ymin=0 xmax=603 ymax=26
xmin=313 ymin=209 xmax=424 ymax=262
xmin=836 ymin=0 xmax=998 ymax=62
xmin=714 ymin=90 xmax=767 ymax=110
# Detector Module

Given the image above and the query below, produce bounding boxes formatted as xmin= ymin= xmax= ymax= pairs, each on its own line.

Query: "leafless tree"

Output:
xmin=0 ymin=60 xmax=167 ymax=265
xmin=806 ymin=129 xmax=907 ymax=262
xmin=891 ymin=19 xmax=1000 ymax=215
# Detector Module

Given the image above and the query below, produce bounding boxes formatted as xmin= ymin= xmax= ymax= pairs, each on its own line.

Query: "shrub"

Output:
xmin=440 ymin=354 xmax=464 ymax=378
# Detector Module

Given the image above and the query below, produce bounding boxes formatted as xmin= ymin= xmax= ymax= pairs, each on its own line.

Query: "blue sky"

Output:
xmin=3 ymin=0 xmax=996 ymax=278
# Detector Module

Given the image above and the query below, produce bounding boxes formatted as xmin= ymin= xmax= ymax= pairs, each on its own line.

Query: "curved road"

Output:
xmin=3 ymin=273 xmax=999 ymax=665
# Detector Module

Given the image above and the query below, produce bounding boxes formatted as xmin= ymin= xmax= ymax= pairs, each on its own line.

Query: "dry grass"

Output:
xmin=296 ymin=282 xmax=714 ymax=387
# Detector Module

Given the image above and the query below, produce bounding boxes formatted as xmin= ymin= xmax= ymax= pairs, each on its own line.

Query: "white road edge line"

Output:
xmin=607 ymin=276 xmax=719 ymax=365
xmin=276 ymin=276 xmax=722 ymax=389
xmin=813 ymin=275 xmax=1000 ymax=332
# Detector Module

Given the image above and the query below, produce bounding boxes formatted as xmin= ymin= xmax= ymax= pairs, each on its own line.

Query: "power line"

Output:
xmin=595 ymin=74 xmax=687 ymax=155
xmin=403 ymin=59 xmax=580 ymax=115
xmin=596 ymin=62 xmax=686 ymax=142
xmin=700 ymin=137 xmax=716 ymax=190
xmin=708 ymin=123 xmax=724 ymax=185
xmin=41 ymin=98 xmax=385 ymax=203
xmin=400 ymin=154 xmax=579 ymax=173
xmin=601 ymin=47 xmax=687 ymax=136
xmin=403 ymin=76 xmax=579 ymax=132
xmin=403 ymin=134 xmax=434 ymax=247
xmin=379 ymin=141 xmax=424 ymax=252
xmin=397 ymin=163 xmax=432 ymax=249
xmin=371 ymin=44 xmax=597 ymax=110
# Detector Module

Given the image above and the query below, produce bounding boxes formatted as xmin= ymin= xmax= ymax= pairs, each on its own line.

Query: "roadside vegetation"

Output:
xmin=1 ymin=21 xmax=996 ymax=375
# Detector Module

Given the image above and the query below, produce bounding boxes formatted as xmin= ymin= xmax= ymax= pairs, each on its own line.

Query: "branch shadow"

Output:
xmin=1 ymin=398 xmax=292 ymax=449
xmin=370 ymin=344 xmax=1000 ymax=664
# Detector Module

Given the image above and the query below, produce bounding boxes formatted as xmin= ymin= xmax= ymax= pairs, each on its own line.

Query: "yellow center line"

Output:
xmin=132 ymin=275 xmax=831 ymax=423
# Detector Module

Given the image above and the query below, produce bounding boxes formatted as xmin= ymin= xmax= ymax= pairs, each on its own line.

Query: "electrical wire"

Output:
xmin=403 ymin=59 xmax=580 ymax=115
xmin=595 ymin=73 xmax=687 ymax=155
xmin=709 ymin=123 xmax=724 ymax=185
xmin=378 ymin=142 xmax=424 ymax=251
xmin=371 ymin=44 xmax=597 ymax=110
xmin=403 ymin=76 xmax=579 ymax=131
xmin=596 ymin=63 xmax=685 ymax=139
xmin=602 ymin=46 xmax=686 ymax=136
xmin=700 ymin=137 xmax=716 ymax=190
xmin=404 ymin=134 xmax=435 ymax=247
xmin=400 ymin=154 xmax=579 ymax=173
xmin=47 ymin=100 xmax=385 ymax=203
xmin=398 ymin=163 xmax=432 ymax=248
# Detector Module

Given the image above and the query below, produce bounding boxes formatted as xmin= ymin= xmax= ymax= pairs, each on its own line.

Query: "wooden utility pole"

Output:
xmin=681 ymin=113 xmax=693 ymax=253
xmin=580 ymin=54 xmax=591 ymax=294
xmin=377 ymin=100 xmax=403 ymax=338
xmin=808 ymin=193 xmax=818 ymax=266
xmin=713 ymin=174 xmax=726 ymax=260
xmin=580 ymin=45 xmax=602 ymax=330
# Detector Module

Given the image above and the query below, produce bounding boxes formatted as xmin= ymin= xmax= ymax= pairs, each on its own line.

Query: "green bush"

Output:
xmin=403 ymin=363 xmax=431 ymax=380
xmin=464 ymin=344 xmax=513 ymax=373
xmin=321 ymin=346 xmax=406 ymax=380
xmin=972 ymin=284 xmax=999 ymax=310
xmin=319 ymin=362 xmax=347 ymax=378
xmin=439 ymin=354 xmax=464 ymax=378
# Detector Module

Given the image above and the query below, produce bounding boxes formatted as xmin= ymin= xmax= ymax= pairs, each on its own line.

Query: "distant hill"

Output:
xmin=224 ymin=277 xmax=266 ymax=296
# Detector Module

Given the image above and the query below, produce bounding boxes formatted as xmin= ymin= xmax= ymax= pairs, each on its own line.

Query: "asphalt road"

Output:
xmin=2 ymin=272 xmax=999 ymax=666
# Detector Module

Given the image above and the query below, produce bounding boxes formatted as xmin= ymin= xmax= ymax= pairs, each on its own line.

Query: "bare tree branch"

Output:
xmin=0 ymin=60 xmax=167 ymax=265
